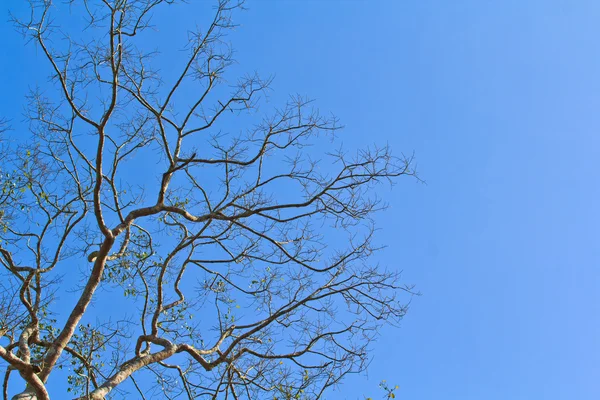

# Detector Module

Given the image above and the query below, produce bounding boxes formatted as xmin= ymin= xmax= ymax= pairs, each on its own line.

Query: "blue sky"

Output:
xmin=2 ymin=0 xmax=600 ymax=399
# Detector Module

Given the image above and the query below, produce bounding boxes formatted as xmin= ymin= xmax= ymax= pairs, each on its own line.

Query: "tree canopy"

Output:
xmin=0 ymin=1 xmax=417 ymax=399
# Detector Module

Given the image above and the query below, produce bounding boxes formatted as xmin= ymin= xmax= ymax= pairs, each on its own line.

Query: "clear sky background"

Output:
xmin=2 ymin=0 xmax=600 ymax=399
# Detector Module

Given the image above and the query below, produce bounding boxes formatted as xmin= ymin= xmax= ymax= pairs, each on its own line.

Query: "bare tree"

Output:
xmin=1 ymin=1 xmax=418 ymax=399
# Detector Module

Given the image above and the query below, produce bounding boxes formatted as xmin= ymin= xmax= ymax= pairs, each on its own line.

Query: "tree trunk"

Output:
xmin=11 ymin=387 xmax=37 ymax=400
